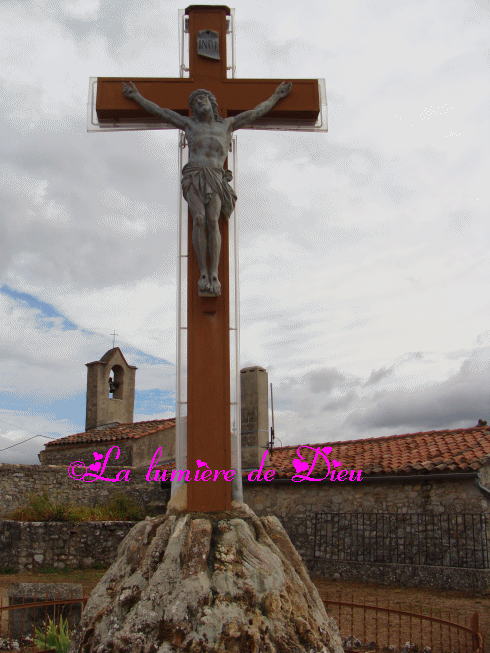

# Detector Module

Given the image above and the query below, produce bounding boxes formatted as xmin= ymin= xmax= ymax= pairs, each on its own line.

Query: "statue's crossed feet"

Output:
xmin=198 ymin=272 xmax=210 ymax=294
xmin=198 ymin=271 xmax=221 ymax=297
xmin=209 ymin=274 xmax=221 ymax=296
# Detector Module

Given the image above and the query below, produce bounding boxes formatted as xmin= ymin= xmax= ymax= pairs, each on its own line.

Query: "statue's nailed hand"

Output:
xmin=275 ymin=81 xmax=292 ymax=99
xmin=122 ymin=82 xmax=139 ymax=100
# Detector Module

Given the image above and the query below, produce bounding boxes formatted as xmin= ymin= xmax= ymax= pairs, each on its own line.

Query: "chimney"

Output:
xmin=240 ymin=366 xmax=270 ymax=468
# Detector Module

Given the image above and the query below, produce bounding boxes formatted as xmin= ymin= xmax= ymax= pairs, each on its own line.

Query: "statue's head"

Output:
xmin=188 ymin=89 xmax=223 ymax=123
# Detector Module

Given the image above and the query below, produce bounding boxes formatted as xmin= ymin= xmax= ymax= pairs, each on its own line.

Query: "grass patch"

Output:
xmin=35 ymin=615 xmax=71 ymax=653
xmin=8 ymin=492 xmax=144 ymax=522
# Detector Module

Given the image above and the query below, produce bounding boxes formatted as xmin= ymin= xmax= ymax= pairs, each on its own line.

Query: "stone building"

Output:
xmin=39 ymin=418 xmax=177 ymax=468
xmin=40 ymin=350 xmax=269 ymax=470
xmin=40 ymin=347 xmax=176 ymax=467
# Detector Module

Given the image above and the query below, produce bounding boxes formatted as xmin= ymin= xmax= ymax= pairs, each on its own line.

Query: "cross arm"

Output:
xmin=228 ymin=82 xmax=292 ymax=130
xmin=122 ymin=82 xmax=188 ymax=129
xmin=96 ymin=78 xmax=193 ymax=123
xmin=95 ymin=78 xmax=320 ymax=127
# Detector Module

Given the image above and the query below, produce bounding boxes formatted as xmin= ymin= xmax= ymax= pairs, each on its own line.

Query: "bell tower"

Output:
xmin=85 ymin=348 xmax=137 ymax=430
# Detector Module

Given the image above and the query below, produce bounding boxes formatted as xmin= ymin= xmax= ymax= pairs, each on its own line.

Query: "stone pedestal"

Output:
xmin=68 ymin=504 xmax=343 ymax=653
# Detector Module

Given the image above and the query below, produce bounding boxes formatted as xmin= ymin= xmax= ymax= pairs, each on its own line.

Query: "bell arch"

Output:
xmin=109 ymin=364 xmax=124 ymax=399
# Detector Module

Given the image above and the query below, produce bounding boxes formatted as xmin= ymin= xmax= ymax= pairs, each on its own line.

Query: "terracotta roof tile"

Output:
xmin=46 ymin=420 xmax=490 ymax=479
xmin=45 ymin=419 xmax=175 ymax=448
xmin=266 ymin=426 xmax=490 ymax=478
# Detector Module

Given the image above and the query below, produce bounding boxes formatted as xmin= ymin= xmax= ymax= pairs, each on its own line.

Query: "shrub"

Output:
xmin=34 ymin=616 xmax=71 ymax=653
xmin=102 ymin=492 xmax=144 ymax=521
xmin=8 ymin=492 xmax=143 ymax=522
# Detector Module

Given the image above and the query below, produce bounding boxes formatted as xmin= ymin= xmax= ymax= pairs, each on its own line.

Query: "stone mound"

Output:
xmin=68 ymin=504 xmax=343 ymax=653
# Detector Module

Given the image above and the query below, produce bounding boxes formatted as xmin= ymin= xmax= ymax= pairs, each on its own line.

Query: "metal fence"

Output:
xmin=314 ymin=513 xmax=490 ymax=568
xmin=0 ymin=594 xmax=88 ymax=651
xmin=0 ymin=591 xmax=484 ymax=653
xmin=323 ymin=590 xmax=484 ymax=653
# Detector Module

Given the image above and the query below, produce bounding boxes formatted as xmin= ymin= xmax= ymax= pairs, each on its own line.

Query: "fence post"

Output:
xmin=470 ymin=612 xmax=480 ymax=653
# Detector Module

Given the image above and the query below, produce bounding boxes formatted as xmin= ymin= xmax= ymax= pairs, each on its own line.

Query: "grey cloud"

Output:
xmin=447 ymin=210 xmax=473 ymax=234
xmin=364 ymin=365 xmax=394 ymax=386
xmin=239 ymin=19 xmax=314 ymax=70
xmin=379 ymin=174 xmax=414 ymax=205
xmin=238 ymin=171 xmax=284 ymax=235
xmin=306 ymin=368 xmax=355 ymax=394
xmin=322 ymin=391 xmax=358 ymax=412
xmin=345 ymin=352 xmax=490 ymax=433
xmin=10 ymin=0 xmax=172 ymax=53
xmin=0 ymin=123 xmax=178 ymax=290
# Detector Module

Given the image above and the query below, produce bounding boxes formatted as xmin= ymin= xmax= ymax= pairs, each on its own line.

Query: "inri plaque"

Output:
xmin=197 ymin=29 xmax=220 ymax=60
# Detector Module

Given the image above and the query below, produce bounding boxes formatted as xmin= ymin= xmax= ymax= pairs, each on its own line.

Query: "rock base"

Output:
xmin=68 ymin=503 xmax=343 ymax=653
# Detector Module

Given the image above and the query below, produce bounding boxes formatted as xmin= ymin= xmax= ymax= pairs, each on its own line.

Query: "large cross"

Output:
xmin=93 ymin=5 xmax=323 ymax=512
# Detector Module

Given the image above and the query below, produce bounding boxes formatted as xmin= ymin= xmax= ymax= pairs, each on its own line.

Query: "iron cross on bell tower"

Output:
xmin=90 ymin=5 xmax=327 ymax=512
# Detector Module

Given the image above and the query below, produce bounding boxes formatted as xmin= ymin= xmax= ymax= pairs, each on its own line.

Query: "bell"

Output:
xmin=109 ymin=377 xmax=117 ymax=394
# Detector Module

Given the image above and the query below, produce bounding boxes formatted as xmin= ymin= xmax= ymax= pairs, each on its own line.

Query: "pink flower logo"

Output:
xmin=291 ymin=445 xmax=341 ymax=482
xmin=88 ymin=452 xmax=104 ymax=473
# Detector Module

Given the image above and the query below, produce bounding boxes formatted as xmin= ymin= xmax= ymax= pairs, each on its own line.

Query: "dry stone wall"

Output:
xmin=40 ymin=441 xmax=133 ymax=466
xmin=243 ymin=476 xmax=490 ymax=592
xmin=244 ymin=477 xmax=489 ymax=558
xmin=0 ymin=463 xmax=168 ymax=517
xmin=0 ymin=521 xmax=137 ymax=571
xmin=244 ymin=475 xmax=489 ymax=523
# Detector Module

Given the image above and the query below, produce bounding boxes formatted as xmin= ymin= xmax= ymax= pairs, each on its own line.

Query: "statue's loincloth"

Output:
xmin=181 ymin=163 xmax=237 ymax=219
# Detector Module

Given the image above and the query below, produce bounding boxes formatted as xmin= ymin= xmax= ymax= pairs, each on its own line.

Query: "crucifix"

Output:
xmin=91 ymin=5 xmax=326 ymax=512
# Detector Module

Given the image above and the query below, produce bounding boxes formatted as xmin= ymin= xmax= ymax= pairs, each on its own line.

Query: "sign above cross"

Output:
xmin=89 ymin=5 xmax=327 ymax=513
xmin=88 ymin=6 xmax=327 ymax=133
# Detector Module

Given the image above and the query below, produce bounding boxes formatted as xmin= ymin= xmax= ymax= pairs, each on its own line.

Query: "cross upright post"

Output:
xmin=91 ymin=5 xmax=325 ymax=512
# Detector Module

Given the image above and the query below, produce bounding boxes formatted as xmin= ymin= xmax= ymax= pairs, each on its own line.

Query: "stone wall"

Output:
xmin=132 ymin=429 xmax=175 ymax=468
xmin=40 ymin=441 xmax=134 ymax=466
xmin=243 ymin=474 xmax=489 ymax=532
xmin=242 ymin=474 xmax=490 ymax=592
xmin=307 ymin=559 xmax=490 ymax=594
xmin=1 ymin=463 xmax=489 ymax=591
xmin=0 ymin=520 xmax=137 ymax=571
xmin=0 ymin=463 xmax=168 ymax=517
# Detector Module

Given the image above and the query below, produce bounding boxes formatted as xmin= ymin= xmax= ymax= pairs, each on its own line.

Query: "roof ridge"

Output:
xmin=45 ymin=417 xmax=176 ymax=447
xmin=272 ymin=425 xmax=490 ymax=451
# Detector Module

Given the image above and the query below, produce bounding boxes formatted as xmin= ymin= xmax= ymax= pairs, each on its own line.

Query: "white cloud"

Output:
xmin=0 ymin=0 xmax=489 ymax=461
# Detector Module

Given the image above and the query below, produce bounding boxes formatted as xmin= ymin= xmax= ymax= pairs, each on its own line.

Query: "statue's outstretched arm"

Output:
xmin=122 ymin=82 xmax=189 ymax=130
xmin=228 ymin=82 xmax=292 ymax=130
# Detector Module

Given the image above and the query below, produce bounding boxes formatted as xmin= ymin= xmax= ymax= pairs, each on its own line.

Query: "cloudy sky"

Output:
xmin=1 ymin=0 xmax=489 ymax=464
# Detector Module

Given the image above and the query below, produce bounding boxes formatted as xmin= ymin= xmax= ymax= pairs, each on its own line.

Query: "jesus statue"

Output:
xmin=122 ymin=81 xmax=292 ymax=296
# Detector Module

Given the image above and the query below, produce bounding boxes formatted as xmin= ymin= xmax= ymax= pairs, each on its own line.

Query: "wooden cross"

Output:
xmin=93 ymin=5 xmax=322 ymax=512
xmin=110 ymin=330 xmax=118 ymax=348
